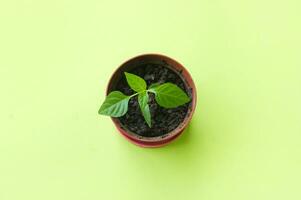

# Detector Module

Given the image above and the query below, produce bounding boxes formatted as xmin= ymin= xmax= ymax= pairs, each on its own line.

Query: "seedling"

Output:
xmin=98 ymin=72 xmax=190 ymax=127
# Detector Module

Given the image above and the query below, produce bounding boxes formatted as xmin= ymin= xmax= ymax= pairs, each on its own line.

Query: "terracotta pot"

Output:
xmin=106 ymin=54 xmax=197 ymax=147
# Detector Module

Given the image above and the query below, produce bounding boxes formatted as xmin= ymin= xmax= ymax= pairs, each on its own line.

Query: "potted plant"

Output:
xmin=98 ymin=54 xmax=197 ymax=147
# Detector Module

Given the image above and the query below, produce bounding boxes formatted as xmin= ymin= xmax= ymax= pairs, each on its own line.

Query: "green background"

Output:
xmin=0 ymin=0 xmax=300 ymax=199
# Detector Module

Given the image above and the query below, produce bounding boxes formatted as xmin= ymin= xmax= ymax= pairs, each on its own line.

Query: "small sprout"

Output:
xmin=98 ymin=72 xmax=190 ymax=127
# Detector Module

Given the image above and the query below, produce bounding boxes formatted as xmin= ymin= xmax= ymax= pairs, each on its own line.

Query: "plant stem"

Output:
xmin=129 ymin=92 xmax=139 ymax=98
xmin=129 ymin=89 xmax=155 ymax=99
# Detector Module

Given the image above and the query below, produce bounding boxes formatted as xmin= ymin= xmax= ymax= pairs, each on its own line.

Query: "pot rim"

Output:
xmin=106 ymin=53 xmax=197 ymax=144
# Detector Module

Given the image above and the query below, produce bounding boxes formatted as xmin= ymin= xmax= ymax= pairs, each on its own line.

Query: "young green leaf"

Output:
xmin=148 ymin=82 xmax=161 ymax=89
xmin=98 ymin=91 xmax=130 ymax=117
xmin=138 ymin=91 xmax=151 ymax=127
xmin=151 ymin=83 xmax=190 ymax=108
xmin=125 ymin=72 xmax=147 ymax=92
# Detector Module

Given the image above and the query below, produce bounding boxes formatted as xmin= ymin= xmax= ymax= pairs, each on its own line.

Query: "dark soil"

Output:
xmin=115 ymin=63 xmax=191 ymax=137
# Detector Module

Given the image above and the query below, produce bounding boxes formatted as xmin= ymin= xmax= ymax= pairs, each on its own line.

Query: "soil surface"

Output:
xmin=115 ymin=63 xmax=191 ymax=137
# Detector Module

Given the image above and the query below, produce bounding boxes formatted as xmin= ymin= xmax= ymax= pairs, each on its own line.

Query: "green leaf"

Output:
xmin=125 ymin=72 xmax=147 ymax=92
xmin=98 ymin=91 xmax=130 ymax=117
xmin=148 ymin=82 xmax=160 ymax=89
xmin=138 ymin=91 xmax=151 ymax=127
xmin=151 ymin=83 xmax=190 ymax=108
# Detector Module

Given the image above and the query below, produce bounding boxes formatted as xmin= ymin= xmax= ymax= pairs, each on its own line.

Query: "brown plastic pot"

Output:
xmin=106 ymin=54 xmax=197 ymax=147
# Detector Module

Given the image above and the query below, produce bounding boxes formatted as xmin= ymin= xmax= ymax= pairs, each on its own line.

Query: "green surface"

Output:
xmin=0 ymin=0 xmax=301 ymax=200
